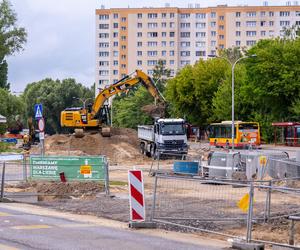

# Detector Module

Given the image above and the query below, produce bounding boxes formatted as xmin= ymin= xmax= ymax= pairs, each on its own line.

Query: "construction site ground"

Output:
xmin=4 ymin=129 xmax=300 ymax=247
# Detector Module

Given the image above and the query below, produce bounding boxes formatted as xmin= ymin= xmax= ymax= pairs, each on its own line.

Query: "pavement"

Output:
xmin=0 ymin=203 xmax=230 ymax=250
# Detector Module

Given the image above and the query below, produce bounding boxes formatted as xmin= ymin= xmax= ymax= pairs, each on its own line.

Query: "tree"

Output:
xmin=23 ymin=78 xmax=94 ymax=134
xmin=0 ymin=0 xmax=27 ymax=89
xmin=112 ymin=60 xmax=171 ymax=128
xmin=165 ymin=58 xmax=229 ymax=125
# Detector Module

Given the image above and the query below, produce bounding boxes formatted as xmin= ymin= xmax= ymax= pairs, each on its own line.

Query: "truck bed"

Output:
xmin=138 ymin=125 xmax=154 ymax=142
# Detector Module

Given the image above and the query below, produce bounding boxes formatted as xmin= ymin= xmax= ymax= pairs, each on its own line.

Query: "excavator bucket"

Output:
xmin=101 ymin=127 xmax=111 ymax=137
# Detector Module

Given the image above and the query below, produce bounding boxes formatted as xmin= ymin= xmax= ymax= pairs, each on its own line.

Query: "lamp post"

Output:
xmin=72 ymin=97 xmax=92 ymax=109
xmin=208 ymin=54 xmax=256 ymax=150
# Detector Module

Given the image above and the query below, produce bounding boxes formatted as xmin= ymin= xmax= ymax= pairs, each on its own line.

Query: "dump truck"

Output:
xmin=138 ymin=118 xmax=188 ymax=158
xmin=60 ymin=70 xmax=165 ymax=137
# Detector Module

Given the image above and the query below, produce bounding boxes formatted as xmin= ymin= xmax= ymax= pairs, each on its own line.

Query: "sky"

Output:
xmin=8 ymin=0 xmax=289 ymax=92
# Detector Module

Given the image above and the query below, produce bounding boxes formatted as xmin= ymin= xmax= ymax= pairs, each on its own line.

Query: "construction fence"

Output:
xmin=0 ymin=154 xmax=110 ymax=200
xmin=150 ymin=174 xmax=300 ymax=248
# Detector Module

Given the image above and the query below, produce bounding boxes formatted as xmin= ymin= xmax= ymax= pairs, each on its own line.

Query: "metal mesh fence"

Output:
xmin=268 ymin=158 xmax=300 ymax=179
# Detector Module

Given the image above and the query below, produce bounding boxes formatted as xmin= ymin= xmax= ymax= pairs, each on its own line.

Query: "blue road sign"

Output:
xmin=34 ymin=104 xmax=43 ymax=119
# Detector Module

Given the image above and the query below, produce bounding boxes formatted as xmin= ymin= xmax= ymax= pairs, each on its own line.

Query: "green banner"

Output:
xmin=30 ymin=156 xmax=106 ymax=181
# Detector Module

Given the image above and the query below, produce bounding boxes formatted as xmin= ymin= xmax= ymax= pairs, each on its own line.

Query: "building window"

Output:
xmin=162 ymin=13 xmax=167 ymax=18
xmin=113 ymin=60 xmax=118 ymax=66
xmin=236 ymin=31 xmax=241 ymax=36
xmin=113 ymin=51 xmax=118 ymax=57
xmin=121 ymin=45 xmax=126 ymax=50
xmin=219 ymin=44 xmax=225 ymax=49
xmin=219 ymin=35 xmax=224 ymax=40
xmin=280 ymin=11 xmax=290 ymax=17
xmin=99 ymin=24 xmax=109 ymax=29
xmin=246 ymin=11 xmax=256 ymax=17
xmin=196 ymin=32 xmax=206 ymax=38
xmin=113 ymin=70 xmax=118 ymax=75
xmin=181 ymin=41 xmax=191 ymax=47
xmin=147 ymin=41 xmax=157 ymax=47
xmin=121 ymin=64 xmax=126 ymax=69
xmin=219 ymin=25 xmax=224 ymax=30
xmin=121 ymin=17 xmax=126 ymax=22
xmin=181 ymin=60 xmax=190 ymax=66
xmin=246 ymin=40 xmax=256 ymax=46
xmin=121 ymin=26 xmax=126 ymax=30
xmin=180 ymin=13 xmax=190 ymax=18
xmin=211 ymin=12 xmax=216 ymax=18
xmin=260 ymin=11 xmax=266 ymax=17
xmin=170 ymin=22 xmax=175 ymax=28
xmin=261 ymin=31 xmax=266 ymax=36
xmin=211 ymin=31 xmax=216 ymax=37
xmin=162 ymin=32 xmax=167 ymax=37
xmin=296 ymin=11 xmax=300 ymax=17
xmin=180 ymin=23 xmax=191 ymax=28
xmin=180 ymin=51 xmax=190 ymax=57
xmin=196 ymin=13 xmax=206 ymax=19
xmin=162 ymin=50 xmax=167 ymax=56
xmin=137 ymin=13 xmax=142 ymax=19
xmin=170 ymin=60 xmax=175 ymax=65
xmin=99 ymin=42 xmax=109 ymax=48
xmin=210 ymin=22 xmax=216 ymax=27
xmin=170 ymin=32 xmax=175 ymax=37
xmin=196 ymin=22 xmax=206 ymax=28
xmin=170 ymin=13 xmax=175 ymax=18
xmin=113 ymin=32 xmax=118 ymax=38
xmin=99 ymin=70 xmax=109 ymax=76
xmin=219 ymin=15 xmax=224 ymax=20
xmin=113 ymin=23 xmax=118 ymax=29
xmin=169 ymin=50 xmax=175 ymax=56
xmin=162 ymin=22 xmax=167 ymax=28
xmin=147 ymin=70 xmax=154 ymax=75
xmin=148 ymin=13 xmax=158 ymax=19
xmin=137 ymin=51 xmax=142 ymax=56
xmin=137 ymin=32 xmax=142 ymax=37
xmin=211 ymin=40 xmax=216 ymax=47
xmin=147 ymin=60 xmax=158 ymax=66
xmin=148 ymin=32 xmax=158 ymax=37
xmin=113 ymin=13 xmax=118 ymax=19
xmin=147 ymin=51 xmax=158 ymax=57
xmin=99 ymin=33 xmax=109 ymax=38
xmin=121 ymin=36 xmax=126 ymax=41
xmin=99 ymin=61 xmax=109 ymax=66
xmin=236 ymin=21 xmax=241 ymax=27
xmin=196 ymin=51 xmax=206 ymax=57
xmin=137 ymin=60 xmax=142 ymax=66
xmin=236 ymin=12 xmax=241 ymax=17
xmin=180 ymin=32 xmax=190 ymax=37
xmin=170 ymin=41 xmax=175 ymax=47
xmin=99 ymin=14 xmax=109 ymax=20
xmin=269 ymin=11 xmax=274 ymax=17
xmin=261 ymin=21 xmax=267 ymax=27
xmin=246 ymin=31 xmax=257 ymax=36
xmin=148 ymin=22 xmax=158 ymax=28
xmin=269 ymin=30 xmax=274 ymax=36
xmin=137 ymin=23 xmax=142 ymax=28
xmin=99 ymin=80 xmax=109 ymax=85
xmin=280 ymin=21 xmax=290 ymax=26
xmin=246 ymin=21 xmax=256 ymax=27
xmin=161 ymin=41 xmax=167 ymax=47
xmin=269 ymin=21 xmax=274 ymax=26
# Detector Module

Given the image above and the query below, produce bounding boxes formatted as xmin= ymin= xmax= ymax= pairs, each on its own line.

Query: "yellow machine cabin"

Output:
xmin=60 ymin=70 xmax=164 ymax=137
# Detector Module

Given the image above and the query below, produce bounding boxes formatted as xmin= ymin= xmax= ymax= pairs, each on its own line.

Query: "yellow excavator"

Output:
xmin=60 ymin=70 xmax=165 ymax=137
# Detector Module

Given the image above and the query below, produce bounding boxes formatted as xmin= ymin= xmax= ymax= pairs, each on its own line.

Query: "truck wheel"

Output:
xmin=150 ymin=145 xmax=156 ymax=159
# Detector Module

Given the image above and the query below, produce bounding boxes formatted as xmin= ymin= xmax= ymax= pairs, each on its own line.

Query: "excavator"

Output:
xmin=60 ymin=70 xmax=165 ymax=137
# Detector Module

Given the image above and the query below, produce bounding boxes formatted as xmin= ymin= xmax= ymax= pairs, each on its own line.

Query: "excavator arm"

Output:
xmin=90 ymin=70 xmax=165 ymax=118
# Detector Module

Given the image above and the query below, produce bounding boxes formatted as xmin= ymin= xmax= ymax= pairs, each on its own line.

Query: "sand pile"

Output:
xmin=31 ymin=128 xmax=146 ymax=164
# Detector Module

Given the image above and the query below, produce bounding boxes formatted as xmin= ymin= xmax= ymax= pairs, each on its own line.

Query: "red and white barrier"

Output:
xmin=128 ymin=170 xmax=145 ymax=221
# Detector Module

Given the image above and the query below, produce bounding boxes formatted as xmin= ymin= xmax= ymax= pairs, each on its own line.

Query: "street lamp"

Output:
xmin=72 ymin=97 xmax=93 ymax=109
xmin=208 ymin=54 xmax=256 ymax=150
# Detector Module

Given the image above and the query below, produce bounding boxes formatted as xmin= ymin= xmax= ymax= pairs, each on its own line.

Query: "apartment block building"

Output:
xmin=95 ymin=4 xmax=300 ymax=93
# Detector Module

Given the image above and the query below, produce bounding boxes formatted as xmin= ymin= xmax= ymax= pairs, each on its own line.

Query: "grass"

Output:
xmin=0 ymin=142 xmax=22 ymax=153
xmin=109 ymin=180 xmax=128 ymax=186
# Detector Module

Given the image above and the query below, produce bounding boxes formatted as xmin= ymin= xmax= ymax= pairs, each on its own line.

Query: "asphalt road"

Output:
xmin=0 ymin=204 xmax=228 ymax=250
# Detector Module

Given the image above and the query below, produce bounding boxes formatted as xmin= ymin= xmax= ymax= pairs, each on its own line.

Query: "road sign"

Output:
xmin=30 ymin=156 xmax=106 ymax=180
xmin=34 ymin=104 xmax=43 ymax=119
xmin=38 ymin=118 xmax=45 ymax=132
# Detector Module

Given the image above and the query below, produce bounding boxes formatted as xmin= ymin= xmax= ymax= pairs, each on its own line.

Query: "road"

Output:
xmin=0 ymin=203 xmax=229 ymax=250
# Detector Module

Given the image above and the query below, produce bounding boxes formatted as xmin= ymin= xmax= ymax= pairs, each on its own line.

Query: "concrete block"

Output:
xmin=272 ymin=245 xmax=300 ymax=250
xmin=232 ymin=240 xmax=264 ymax=250
xmin=128 ymin=221 xmax=157 ymax=229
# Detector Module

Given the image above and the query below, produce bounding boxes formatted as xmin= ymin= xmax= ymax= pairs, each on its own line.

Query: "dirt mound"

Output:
xmin=33 ymin=128 xmax=147 ymax=164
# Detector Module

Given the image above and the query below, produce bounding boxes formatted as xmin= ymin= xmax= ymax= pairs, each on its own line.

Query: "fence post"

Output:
xmin=1 ymin=162 xmax=6 ymax=199
xmin=264 ymin=180 xmax=272 ymax=222
xmin=104 ymin=160 xmax=110 ymax=196
xmin=150 ymin=175 xmax=158 ymax=222
xmin=246 ymin=182 xmax=254 ymax=243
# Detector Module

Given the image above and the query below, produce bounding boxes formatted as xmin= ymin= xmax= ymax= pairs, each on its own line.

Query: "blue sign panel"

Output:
xmin=34 ymin=104 xmax=43 ymax=119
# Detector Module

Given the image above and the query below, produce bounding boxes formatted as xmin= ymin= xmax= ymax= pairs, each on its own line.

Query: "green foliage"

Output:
xmin=112 ymin=60 xmax=171 ymax=128
xmin=0 ymin=0 xmax=27 ymax=90
xmin=0 ymin=141 xmax=21 ymax=153
xmin=23 ymin=78 xmax=94 ymax=134
xmin=165 ymin=59 xmax=228 ymax=125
